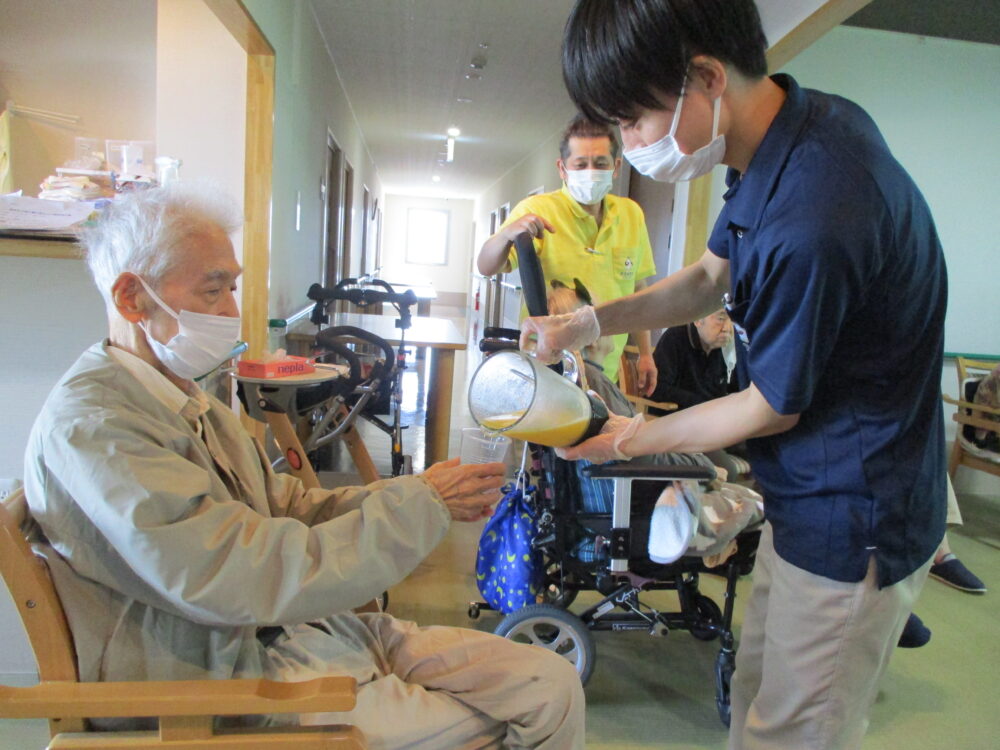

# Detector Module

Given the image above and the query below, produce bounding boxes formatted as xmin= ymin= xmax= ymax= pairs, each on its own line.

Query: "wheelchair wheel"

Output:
xmin=494 ymin=604 xmax=596 ymax=685
xmin=690 ymin=594 xmax=723 ymax=641
xmin=541 ymin=560 xmax=578 ymax=608
xmin=715 ymin=648 xmax=735 ymax=727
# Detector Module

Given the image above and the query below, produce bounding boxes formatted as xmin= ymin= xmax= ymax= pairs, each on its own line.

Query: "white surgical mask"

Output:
xmin=564 ymin=168 xmax=614 ymax=205
xmin=623 ymin=82 xmax=725 ymax=182
xmin=136 ymin=276 xmax=241 ymax=380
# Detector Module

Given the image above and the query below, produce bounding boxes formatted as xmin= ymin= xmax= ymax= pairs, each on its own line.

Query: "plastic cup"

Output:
xmin=460 ymin=427 xmax=511 ymax=465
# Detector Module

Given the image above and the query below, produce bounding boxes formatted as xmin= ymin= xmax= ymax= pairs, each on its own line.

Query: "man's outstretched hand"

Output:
xmin=422 ymin=458 xmax=506 ymax=522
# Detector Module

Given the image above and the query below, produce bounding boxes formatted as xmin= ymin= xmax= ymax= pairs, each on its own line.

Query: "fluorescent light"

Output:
xmin=446 ymin=126 xmax=461 ymax=137
xmin=431 ymin=175 xmax=441 ymax=183
xmin=446 ymin=137 xmax=455 ymax=162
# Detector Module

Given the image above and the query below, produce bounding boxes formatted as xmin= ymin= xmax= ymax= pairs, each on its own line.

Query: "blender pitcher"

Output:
xmin=468 ymin=351 xmax=608 ymax=448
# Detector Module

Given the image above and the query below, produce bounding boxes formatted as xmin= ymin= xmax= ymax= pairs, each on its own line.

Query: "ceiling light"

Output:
xmin=446 ymin=137 xmax=455 ymax=162
xmin=456 ymin=96 xmax=473 ymax=104
xmin=465 ymin=72 xmax=482 ymax=81
xmin=431 ymin=175 xmax=441 ymax=183
xmin=470 ymin=55 xmax=487 ymax=70
xmin=446 ymin=126 xmax=461 ymax=137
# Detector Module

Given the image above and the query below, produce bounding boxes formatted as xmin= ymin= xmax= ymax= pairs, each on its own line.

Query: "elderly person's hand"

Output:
xmin=519 ymin=305 xmax=601 ymax=365
xmin=636 ymin=353 xmax=658 ymax=396
xmin=421 ymin=458 xmax=506 ymax=522
xmin=556 ymin=413 xmax=644 ymax=464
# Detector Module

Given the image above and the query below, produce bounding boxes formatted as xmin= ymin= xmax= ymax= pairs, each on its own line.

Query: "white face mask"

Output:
xmin=623 ymin=82 xmax=725 ymax=182
xmin=564 ymin=168 xmax=614 ymax=205
xmin=136 ymin=276 xmax=241 ymax=380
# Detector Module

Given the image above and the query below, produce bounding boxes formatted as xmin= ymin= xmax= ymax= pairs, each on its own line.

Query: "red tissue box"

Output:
xmin=237 ymin=355 xmax=316 ymax=379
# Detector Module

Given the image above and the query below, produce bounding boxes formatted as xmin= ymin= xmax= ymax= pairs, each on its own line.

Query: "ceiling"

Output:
xmin=310 ymin=0 xmax=578 ymax=199
xmin=844 ymin=0 xmax=1000 ymax=46
xmin=310 ymin=0 xmax=999 ymax=200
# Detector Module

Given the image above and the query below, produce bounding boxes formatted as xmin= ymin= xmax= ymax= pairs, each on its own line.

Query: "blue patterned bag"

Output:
xmin=476 ymin=482 xmax=542 ymax=614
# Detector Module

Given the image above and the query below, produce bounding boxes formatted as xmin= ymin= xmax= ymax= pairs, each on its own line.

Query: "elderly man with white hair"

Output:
xmin=22 ymin=183 xmax=585 ymax=749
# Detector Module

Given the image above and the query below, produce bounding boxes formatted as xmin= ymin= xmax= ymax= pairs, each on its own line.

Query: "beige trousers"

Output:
xmin=266 ymin=614 xmax=586 ymax=750
xmin=728 ymin=523 xmax=933 ymax=750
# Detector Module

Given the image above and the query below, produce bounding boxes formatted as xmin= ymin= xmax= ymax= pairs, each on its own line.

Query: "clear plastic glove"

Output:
xmin=519 ymin=305 xmax=601 ymax=364
xmin=556 ymin=413 xmax=644 ymax=464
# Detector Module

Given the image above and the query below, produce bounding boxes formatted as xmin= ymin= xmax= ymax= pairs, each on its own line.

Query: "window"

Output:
xmin=405 ymin=208 xmax=449 ymax=265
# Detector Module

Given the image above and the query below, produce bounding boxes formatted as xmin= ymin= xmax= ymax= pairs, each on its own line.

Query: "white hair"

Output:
xmin=79 ymin=181 xmax=243 ymax=307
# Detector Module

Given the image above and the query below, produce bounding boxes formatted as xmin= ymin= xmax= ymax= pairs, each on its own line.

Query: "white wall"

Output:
xmin=243 ymin=0 xmax=384 ymax=320
xmin=381 ymin=193 xmax=475 ymax=304
xmin=0 ymin=254 xmax=106 ymax=673
xmin=0 ymin=0 xmax=157 ymax=195
xmin=156 ymin=0 xmax=247 ymax=259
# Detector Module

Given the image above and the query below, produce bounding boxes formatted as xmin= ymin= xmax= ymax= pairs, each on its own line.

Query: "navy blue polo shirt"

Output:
xmin=707 ymin=74 xmax=947 ymax=586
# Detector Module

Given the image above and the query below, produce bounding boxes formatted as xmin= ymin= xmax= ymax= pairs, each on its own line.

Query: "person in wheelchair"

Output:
xmin=22 ymin=183 xmax=585 ymax=749
xmin=648 ymin=310 xmax=752 ymax=483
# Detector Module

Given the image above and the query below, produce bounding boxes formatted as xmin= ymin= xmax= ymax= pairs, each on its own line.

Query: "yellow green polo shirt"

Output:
xmin=501 ymin=185 xmax=656 ymax=381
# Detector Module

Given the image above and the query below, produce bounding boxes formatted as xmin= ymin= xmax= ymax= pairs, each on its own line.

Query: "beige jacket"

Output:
xmin=23 ymin=342 xmax=451 ymax=684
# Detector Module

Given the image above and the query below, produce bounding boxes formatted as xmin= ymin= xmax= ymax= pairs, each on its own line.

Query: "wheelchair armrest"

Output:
xmin=581 ymin=463 xmax=716 ymax=482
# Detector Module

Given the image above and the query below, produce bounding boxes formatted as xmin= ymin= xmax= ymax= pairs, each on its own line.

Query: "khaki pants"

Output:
xmin=266 ymin=615 xmax=586 ymax=750
xmin=728 ymin=523 xmax=933 ymax=750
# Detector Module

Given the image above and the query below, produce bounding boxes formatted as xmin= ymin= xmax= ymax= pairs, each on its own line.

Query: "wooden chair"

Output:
xmin=0 ymin=488 xmax=366 ymax=749
xmin=943 ymin=356 xmax=1000 ymax=480
xmin=618 ymin=346 xmax=678 ymax=416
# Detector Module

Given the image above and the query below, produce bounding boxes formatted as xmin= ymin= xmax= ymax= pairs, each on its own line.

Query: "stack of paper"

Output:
xmin=0 ymin=195 xmax=99 ymax=237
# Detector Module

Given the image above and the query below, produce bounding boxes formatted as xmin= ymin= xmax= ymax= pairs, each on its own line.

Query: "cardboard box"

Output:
xmin=237 ymin=355 xmax=315 ymax=379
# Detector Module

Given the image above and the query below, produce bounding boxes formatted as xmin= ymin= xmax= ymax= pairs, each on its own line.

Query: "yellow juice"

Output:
xmin=480 ymin=411 xmax=590 ymax=448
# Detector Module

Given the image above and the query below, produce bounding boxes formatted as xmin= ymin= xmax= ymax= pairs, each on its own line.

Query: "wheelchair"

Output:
xmin=467 ymin=233 xmax=761 ymax=727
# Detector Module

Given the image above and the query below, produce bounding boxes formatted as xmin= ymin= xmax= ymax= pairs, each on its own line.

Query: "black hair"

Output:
xmin=558 ymin=113 xmax=621 ymax=161
xmin=561 ymin=0 xmax=769 ymax=123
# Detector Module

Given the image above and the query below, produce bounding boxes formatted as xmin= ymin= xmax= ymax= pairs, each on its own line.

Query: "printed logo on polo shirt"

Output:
xmin=618 ymin=256 xmax=634 ymax=280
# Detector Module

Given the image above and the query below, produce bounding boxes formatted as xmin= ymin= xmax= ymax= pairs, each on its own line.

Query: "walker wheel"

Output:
xmin=690 ymin=594 xmax=723 ymax=641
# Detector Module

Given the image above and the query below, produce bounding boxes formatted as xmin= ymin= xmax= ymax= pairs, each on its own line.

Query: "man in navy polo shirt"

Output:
xmin=523 ymin=1 xmax=948 ymax=748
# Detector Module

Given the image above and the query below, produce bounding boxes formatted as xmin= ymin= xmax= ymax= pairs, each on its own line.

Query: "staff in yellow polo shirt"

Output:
xmin=477 ymin=115 xmax=658 ymax=390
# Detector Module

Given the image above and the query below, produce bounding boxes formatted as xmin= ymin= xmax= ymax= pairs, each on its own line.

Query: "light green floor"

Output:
xmin=386 ymin=491 xmax=1000 ymax=750
xmin=3 ymin=520 xmax=995 ymax=750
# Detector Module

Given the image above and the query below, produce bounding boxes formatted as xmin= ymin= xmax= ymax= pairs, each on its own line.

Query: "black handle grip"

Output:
xmin=307 ymin=282 xmax=417 ymax=310
xmin=581 ymin=463 xmax=716 ymax=481
xmin=479 ymin=338 xmax=520 ymax=354
xmin=314 ymin=326 xmax=395 ymax=380
xmin=512 ymin=232 xmax=548 ymax=318
xmin=312 ymin=338 xmax=363 ymax=389
xmin=483 ymin=326 xmax=521 ymax=341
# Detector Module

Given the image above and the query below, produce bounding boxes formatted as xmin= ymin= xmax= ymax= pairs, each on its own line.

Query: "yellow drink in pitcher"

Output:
xmin=480 ymin=411 xmax=591 ymax=447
